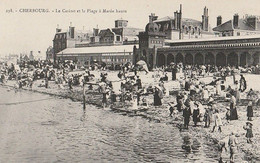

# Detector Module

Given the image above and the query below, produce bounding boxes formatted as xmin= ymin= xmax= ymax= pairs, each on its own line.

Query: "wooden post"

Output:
xmin=83 ymin=83 xmax=86 ymax=110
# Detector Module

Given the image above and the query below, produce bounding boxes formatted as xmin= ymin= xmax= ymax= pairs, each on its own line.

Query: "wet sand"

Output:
xmin=1 ymin=71 xmax=260 ymax=162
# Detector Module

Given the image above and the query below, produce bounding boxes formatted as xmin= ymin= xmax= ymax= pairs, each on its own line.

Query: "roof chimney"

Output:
xmin=56 ymin=24 xmax=61 ymax=33
xmin=149 ymin=13 xmax=158 ymax=23
xmin=217 ymin=16 xmax=222 ymax=26
xmin=69 ymin=23 xmax=75 ymax=39
xmin=233 ymin=14 xmax=239 ymax=28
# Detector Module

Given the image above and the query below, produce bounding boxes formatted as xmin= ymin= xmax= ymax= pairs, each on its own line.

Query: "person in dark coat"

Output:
xmin=172 ymin=66 xmax=177 ymax=80
xmin=193 ymin=103 xmax=200 ymax=127
xmin=230 ymin=105 xmax=238 ymax=120
xmin=243 ymin=122 xmax=253 ymax=143
xmin=204 ymin=105 xmax=212 ymax=128
xmin=110 ymin=91 xmax=117 ymax=103
xmin=154 ymin=87 xmax=162 ymax=106
xmin=136 ymin=76 xmax=142 ymax=90
xmin=184 ymin=79 xmax=190 ymax=91
xmin=183 ymin=105 xmax=192 ymax=129
xmin=247 ymin=101 xmax=253 ymax=121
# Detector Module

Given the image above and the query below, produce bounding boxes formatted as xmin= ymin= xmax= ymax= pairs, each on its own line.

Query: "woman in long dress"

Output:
xmin=154 ymin=87 xmax=162 ymax=106
xmin=247 ymin=101 xmax=253 ymax=121
xmin=193 ymin=104 xmax=200 ymax=127
xmin=230 ymin=95 xmax=238 ymax=120
xmin=216 ymin=80 xmax=222 ymax=95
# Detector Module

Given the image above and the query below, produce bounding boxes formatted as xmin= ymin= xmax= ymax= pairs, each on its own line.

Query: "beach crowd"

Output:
xmin=1 ymin=60 xmax=259 ymax=163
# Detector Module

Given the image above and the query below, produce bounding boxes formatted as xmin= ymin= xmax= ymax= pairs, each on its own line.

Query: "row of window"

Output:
xmin=101 ymin=58 xmax=130 ymax=62
xmin=140 ymin=40 xmax=162 ymax=44
xmin=151 ymin=40 xmax=162 ymax=44
xmin=55 ymin=34 xmax=66 ymax=39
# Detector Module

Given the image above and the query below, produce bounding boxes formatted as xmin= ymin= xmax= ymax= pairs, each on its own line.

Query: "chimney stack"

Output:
xmin=69 ymin=23 xmax=75 ymax=39
xmin=179 ymin=4 xmax=182 ymax=39
xmin=217 ymin=16 xmax=222 ymax=26
xmin=149 ymin=13 xmax=158 ymax=23
xmin=202 ymin=6 xmax=209 ymax=31
xmin=233 ymin=14 xmax=239 ymax=28
xmin=56 ymin=24 xmax=61 ymax=33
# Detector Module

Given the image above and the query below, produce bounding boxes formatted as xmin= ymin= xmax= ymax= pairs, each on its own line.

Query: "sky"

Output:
xmin=0 ymin=0 xmax=260 ymax=57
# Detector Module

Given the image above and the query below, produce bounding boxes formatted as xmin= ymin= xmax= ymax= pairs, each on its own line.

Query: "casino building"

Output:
xmin=133 ymin=6 xmax=260 ymax=69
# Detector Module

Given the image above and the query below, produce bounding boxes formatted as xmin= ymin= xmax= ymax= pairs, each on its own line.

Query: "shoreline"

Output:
xmin=1 ymin=77 xmax=259 ymax=162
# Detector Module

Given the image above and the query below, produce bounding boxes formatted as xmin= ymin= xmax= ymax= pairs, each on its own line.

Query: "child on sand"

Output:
xmin=243 ymin=122 xmax=253 ymax=143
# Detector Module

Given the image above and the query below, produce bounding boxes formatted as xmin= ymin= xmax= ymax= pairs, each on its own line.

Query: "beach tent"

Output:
xmin=136 ymin=60 xmax=149 ymax=73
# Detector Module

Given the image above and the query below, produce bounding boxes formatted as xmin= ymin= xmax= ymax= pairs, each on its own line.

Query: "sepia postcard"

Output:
xmin=0 ymin=0 xmax=260 ymax=162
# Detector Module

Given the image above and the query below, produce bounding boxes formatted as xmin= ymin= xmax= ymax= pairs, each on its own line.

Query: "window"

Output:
xmin=116 ymin=36 xmax=120 ymax=41
xmin=237 ymin=32 xmax=240 ymax=36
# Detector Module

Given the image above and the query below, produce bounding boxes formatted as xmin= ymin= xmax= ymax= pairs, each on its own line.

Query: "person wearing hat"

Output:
xmin=192 ymin=101 xmax=200 ymax=127
xmin=247 ymin=101 xmax=253 ymax=121
xmin=243 ymin=122 xmax=253 ymax=143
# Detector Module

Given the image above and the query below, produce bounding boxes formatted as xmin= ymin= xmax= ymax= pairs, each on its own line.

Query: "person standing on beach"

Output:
xmin=243 ymin=122 xmax=253 ymax=143
xmin=212 ymin=109 xmax=222 ymax=132
xmin=136 ymin=76 xmax=142 ymax=90
xmin=218 ymin=140 xmax=227 ymax=163
xmin=154 ymin=86 xmax=162 ymax=106
xmin=239 ymin=74 xmax=247 ymax=92
xmin=172 ymin=66 xmax=177 ymax=80
xmin=204 ymin=105 xmax=212 ymax=128
xmin=230 ymin=95 xmax=238 ymax=120
xmin=183 ymin=104 xmax=192 ymax=129
xmin=192 ymin=102 xmax=200 ymax=127
xmin=100 ymin=82 xmax=107 ymax=108
xmin=228 ymin=132 xmax=238 ymax=163
xmin=247 ymin=101 xmax=253 ymax=121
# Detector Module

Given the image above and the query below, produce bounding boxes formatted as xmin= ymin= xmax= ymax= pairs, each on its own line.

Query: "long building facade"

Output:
xmin=133 ymin=13 xmax=260 ymax=69
xmin=157 ymin=36 xmax=260 ymax=67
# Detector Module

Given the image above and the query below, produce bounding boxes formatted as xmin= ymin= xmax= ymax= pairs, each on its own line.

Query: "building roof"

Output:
xmin=213 ymin=20 xmax=233 ymax=32
xmin=213 ymin=19 xmax=260 ymax=32
xmin=154 ymin=16 xmax=202 ymax=26
xmin=57 ymin=45 xmax=137 ymax=55
xmin=165 ymin=34 xmax=260 ymax=43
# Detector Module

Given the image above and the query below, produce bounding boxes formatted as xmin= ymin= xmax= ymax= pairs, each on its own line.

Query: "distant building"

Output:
xmin=57 ymin=44 xmax=135 ymax=68
xmin=213 ymin=14 xmax=260 ymax=37
xmin=76 ymin=19 xmax=143 ymax=47
xmin=53 ymin=23 xmax=92 ymax=63
xmin=134 ymin=11 xmax=260 ymax=68
xmin=152 ymin=6 xmax=214 ymax=40
xmin=56 ymin=19 xmax=142 ymax=67
xmin=46 ymin=46 xmax=54 ymax=62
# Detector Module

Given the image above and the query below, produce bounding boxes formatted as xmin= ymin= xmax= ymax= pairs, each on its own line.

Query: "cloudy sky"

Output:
xmin=0 ymin=0 xmax=259 ymax=56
